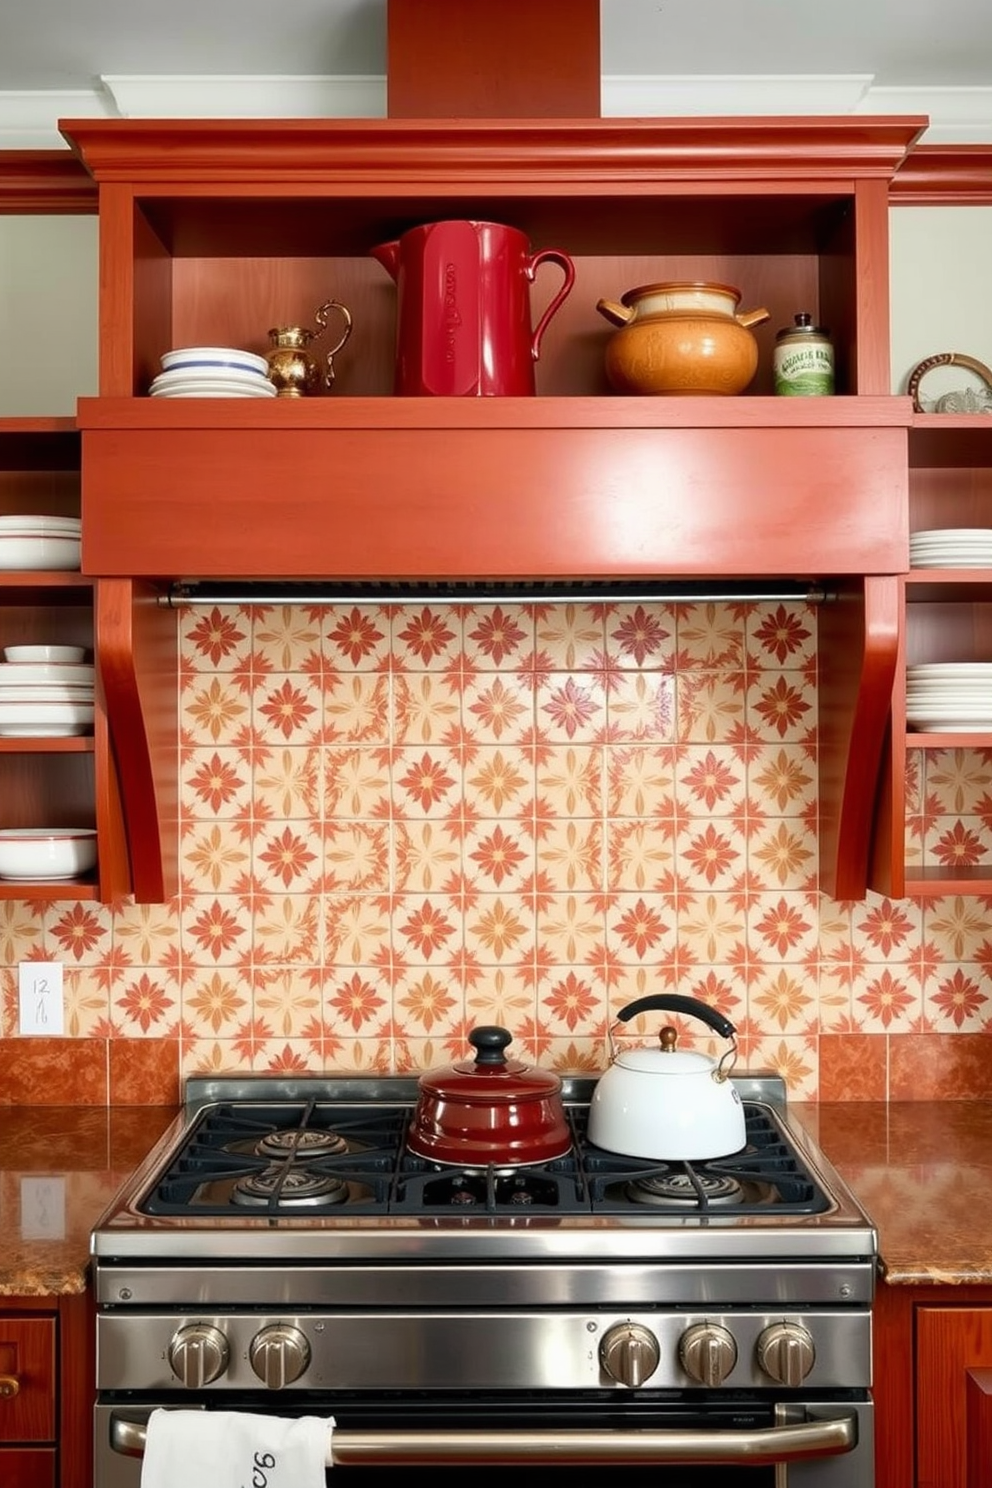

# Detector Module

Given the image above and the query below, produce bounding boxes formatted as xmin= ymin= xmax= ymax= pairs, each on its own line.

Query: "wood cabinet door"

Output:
xmin=917 ymin=1306 xmax=992 ymax=1488
xmin=0 ymin=1316 xmax=56 ymax=1443
xmin=0 ymin=1448 xmax=57 ymax=1488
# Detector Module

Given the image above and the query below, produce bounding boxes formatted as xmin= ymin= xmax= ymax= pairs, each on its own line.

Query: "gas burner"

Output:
xmin=231 ymin=1165 xmax=351 ymax=1208
xmin=255 ymin=1128 xmax=348 ymax=1159
xmin=625 ymin=1169 xmax=746 ymax=1208
xmin=423 ymin=1170 xmax=558 ymax=1208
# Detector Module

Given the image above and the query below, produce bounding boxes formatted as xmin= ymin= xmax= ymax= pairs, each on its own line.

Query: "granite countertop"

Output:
xmin=794 ymin=1100 xmax=992 ymax=1286
xmin=2 ymin=1100 xmax=992 ymax=1296
xmin=0 ymin=1104 xmax=176 ymax=1296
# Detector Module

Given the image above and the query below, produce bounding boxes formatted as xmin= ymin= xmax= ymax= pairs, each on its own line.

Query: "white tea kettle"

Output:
xmin=588 ymin=994 xmax=746 ymax=1161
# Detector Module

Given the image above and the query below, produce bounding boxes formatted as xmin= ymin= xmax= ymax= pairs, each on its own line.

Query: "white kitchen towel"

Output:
xmin=140 ymin=1410 xmax=334 ymax=1488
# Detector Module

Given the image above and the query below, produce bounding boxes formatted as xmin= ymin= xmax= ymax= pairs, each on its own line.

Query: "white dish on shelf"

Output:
xmin=3 ymin=645 xmax=87 ymax=664
xmin=0 ymin=693 xmax=95 ymax=710
xmin=910 ymin=544 xmax=992 ymax=559
xmin=0 ymin=662 xmax=95 ymax=685
xmin=0 ymin=699 xmax=94 ymax=736
xmin=907 ymin=662 xmax=992 ymax=675
xmin=910 ymin=544 xmax=992 ymax=556
xmin=160 ymin=345 xmax=270 ymax=376
xmin=907 ymin=721 xmax=992 ymax=733
xmin=0 ymin=827 xmax=97 ymax=880
xmin=0 ymin=514 xmax=81 ymax=534
xmin=0 ymin=534 xmax=81 ymax=570
xmin=912 ymin=529 xmax=992 ymax=541
xmin=907 ymin=698 xmax=992 ymax=711
xmin=906 ymin=702 xmax=992 ymax=723
xmin=149 ymin=377 xmax=277 ymax=399
xmin=150 ymin=364 xmax=272 ymax=392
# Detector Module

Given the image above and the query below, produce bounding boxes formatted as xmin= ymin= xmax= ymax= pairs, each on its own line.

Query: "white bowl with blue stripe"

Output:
xmin=160 ymin=346 xmax=270 ymax=377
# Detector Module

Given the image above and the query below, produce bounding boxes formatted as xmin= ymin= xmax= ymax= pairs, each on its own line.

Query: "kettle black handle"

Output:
xmin=615 ymin=994 xmax=736 ymax=1042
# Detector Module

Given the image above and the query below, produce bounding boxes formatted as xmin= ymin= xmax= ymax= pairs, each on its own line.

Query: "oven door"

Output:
xmin=95 ymin=1395 xmax=873 ymax=1488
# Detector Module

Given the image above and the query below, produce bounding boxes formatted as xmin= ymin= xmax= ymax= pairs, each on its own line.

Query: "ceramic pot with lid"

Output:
xmin=596 ymin=281 xmax=770 ymax=396
xmin=588 ymin=994 xmax=746 ymax=1161
xmin=407 ymin=1025 xmax=572 ymax=1167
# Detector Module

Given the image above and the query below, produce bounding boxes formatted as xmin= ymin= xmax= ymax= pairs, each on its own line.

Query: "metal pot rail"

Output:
xmin=111 ymin=1411 xmax=857 ymax=1466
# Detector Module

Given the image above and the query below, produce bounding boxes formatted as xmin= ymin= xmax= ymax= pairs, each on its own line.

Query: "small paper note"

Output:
xmin=18 ymin=961 xmax=64 ymax=1036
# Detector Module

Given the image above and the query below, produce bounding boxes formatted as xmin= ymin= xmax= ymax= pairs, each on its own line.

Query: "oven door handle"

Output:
xmin=110 ymin=1409 xmax=857 ymax=1466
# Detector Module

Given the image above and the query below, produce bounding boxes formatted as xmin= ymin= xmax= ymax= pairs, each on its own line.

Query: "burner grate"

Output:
xmin=578 ymin=1105 xmax=830 ymax=1215
xmin=139 ymin=1099 xmax=830 ymax=1219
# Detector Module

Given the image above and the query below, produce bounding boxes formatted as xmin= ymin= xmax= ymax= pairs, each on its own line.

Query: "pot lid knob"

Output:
xmin=658 ymin=1025 xmax=678 ymax=1053
xmin=468 ymin=1025 xmax=513 ymax=1066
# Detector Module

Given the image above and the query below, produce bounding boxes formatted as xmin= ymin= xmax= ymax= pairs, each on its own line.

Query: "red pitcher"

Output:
xmin=370 ymin=219 xmax=575 ymax=397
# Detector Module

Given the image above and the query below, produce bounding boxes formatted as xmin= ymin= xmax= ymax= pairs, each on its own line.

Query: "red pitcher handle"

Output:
xmin=526 ymin=248 xmax=576 ymax=363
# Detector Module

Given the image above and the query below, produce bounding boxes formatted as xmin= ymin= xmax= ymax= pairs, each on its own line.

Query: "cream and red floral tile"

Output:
xmin=6 ymin=598 xmax=992 ymax=1105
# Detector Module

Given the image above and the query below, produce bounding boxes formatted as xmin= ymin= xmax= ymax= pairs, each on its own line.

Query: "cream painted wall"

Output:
xmin=0 ymin=215 xmax=97 ymax=414
xmin=890 ymin=205 xmax=992 ymax=398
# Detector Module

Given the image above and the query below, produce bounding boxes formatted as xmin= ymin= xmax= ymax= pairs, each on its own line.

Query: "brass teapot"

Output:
xmin=265 ymin=299 xmax=353 ymax=397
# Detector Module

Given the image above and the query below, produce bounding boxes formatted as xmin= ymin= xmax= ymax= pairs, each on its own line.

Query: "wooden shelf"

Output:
xmin=0 ymin=877 xmax=99 ymax=901
xmin=0 ymin=736 xmax=94 ymax=754
xmin=910 ymin=415 xmax=992 ymax=470
xmin=905 ymin=730 xmax=992 ymax=747
xmin=77 ymin=395 xmax=911 ymax=581
xmin=77 ymin=394 xmax=912 ymax=432
xmin=905 ymin=570 xmax=992 ymax=601
xmin=0 ymin=407 xmax=142 ymax=902
xmin=902 ymin=865 xmax=992 ymax=898
xmin=0 ymin=417 xmax=81 ymax=472
xmin=0 ymin=574 xmax=91 ymax=595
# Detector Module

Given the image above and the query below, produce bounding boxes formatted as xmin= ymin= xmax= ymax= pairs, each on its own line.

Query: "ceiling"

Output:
xmin=1 ymin=0 xmax=990 ymax=148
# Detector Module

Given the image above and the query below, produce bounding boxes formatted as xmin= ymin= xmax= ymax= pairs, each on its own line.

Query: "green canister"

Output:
xmin=773 ymin=312 xmax=834 ymax=396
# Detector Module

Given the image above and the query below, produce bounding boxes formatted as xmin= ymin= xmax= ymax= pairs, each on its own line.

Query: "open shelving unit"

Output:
xmin=869 ymin=145 xmax=992 ymax=898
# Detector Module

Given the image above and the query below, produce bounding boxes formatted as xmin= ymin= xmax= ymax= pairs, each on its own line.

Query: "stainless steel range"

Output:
xmin=92 ymin=1073 xmax=877 ymax=1486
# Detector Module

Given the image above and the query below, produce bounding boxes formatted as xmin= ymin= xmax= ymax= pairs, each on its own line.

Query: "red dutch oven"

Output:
xmin=407 ymin=1026 xmax=572 ymax=1167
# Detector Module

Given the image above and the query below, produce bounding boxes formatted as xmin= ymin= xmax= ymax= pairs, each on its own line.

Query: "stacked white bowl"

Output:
xmin=149 ymin=346 xmax=276 ymax=398
xmin=0 ymin=514 xmax=81 ymax=571
xmin=906 ymin=662 xmax=992 ymax=733
xmin=0 ymin=647 xmax=95 ymax=737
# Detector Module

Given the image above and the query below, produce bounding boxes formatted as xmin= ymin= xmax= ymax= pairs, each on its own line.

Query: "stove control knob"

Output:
xmin=679 ymin=1324 xmax=738 ymax=1387
xmin=599 ymin=1322 xmax=661 ymax=1388
xmin=168 ymin=1324 xmax=230 ymax=1388
xmin=757 ymin=1323 xmax=816 ymax=1386
xmin=250 ymin=1324 xmax=311 ymax=1389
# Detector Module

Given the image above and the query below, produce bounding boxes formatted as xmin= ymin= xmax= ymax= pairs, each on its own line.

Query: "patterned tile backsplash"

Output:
xmin=2 ymin=599 xmax=991 ymax=1105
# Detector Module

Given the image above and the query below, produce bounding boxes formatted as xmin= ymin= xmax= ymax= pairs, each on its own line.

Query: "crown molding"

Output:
xmin=890 ymin=144 xmax=992 ymax=204
xmin=1 ymin=73 xmax=991 ymax=151
xmin=855 ymin=85 xmax=992 ymax=143
xmin=101 ymin=73 xmax=386 ymax=120
xmin=0 ymin=88 xmax=114 ymax=149
xmin=0 ymin=150 xmax=95 ymax=212
xmin=601 ymin=74 xmax=874 ymax=117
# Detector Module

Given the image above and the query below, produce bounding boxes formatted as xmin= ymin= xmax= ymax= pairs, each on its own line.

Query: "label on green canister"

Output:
xmin=774 ymin=314 xmax=835 ymax=396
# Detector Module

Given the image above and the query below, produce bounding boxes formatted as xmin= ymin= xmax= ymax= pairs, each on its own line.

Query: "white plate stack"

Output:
xmin=0 ymin=659 xmax=96 ymax=737
xmin=906 ymin=662 xmax=992 ymax=733
xmin=0 ymin=514 xmax=81 ymax=571
xmin=910 ymin=528 xmax=992 ymax=569
xmin=149 ymin=345 xmax=277 ymax=398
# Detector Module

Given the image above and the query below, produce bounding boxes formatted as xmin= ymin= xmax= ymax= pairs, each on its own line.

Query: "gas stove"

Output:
xmin=93 ymin=1075 xmax=878 ymax=1485
xmin=93 ymin=1072 xmax=873 ymax=1259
